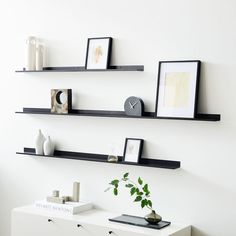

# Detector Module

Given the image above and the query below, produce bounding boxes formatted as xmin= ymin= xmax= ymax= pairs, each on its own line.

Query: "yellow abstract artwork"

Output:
xmin=163 ymin=72 xmax=190 ymax=108
xmin=92 ymin=46 xmax=103 ymax=64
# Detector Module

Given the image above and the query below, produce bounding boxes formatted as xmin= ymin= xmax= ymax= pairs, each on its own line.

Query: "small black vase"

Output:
xmin=144 ymin=210 xmax=162 ymax=224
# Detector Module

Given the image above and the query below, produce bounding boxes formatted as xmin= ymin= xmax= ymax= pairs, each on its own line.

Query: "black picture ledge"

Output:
xmin=16 ymin=108 xmax=221 ymax=121
xmin=15 ymin=65 xmax=144 ymax=72
xmin=16 ymin=148 xmax=181 ymax=170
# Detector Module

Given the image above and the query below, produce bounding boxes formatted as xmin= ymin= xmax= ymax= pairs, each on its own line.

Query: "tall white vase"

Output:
xmin=26 ymin=36 xmax=36 ymax=70
xmin=36 ymin=44 xmax=44 ymax=71
xmin=43 ymin=136 xmax=54 ymax=156
xmin=35 ymin=129 xmax=45 ymax=155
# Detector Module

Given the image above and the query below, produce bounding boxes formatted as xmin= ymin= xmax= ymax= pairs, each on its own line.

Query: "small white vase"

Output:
xmin=26 ymin=36 xmax=36 ymax=70
xmin=43 ymin=136 xmax=54 ymax=156
xmin=35 ymin=129 xmax=45 ymax=155
xmin=36 ymin=44 xmax=44 ymax=71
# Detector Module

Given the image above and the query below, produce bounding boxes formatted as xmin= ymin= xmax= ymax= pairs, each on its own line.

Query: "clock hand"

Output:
xmin=132 ymin=101 xmax=138 ymax=107
xmin=129 ymin=101 xmax=134 ymax=109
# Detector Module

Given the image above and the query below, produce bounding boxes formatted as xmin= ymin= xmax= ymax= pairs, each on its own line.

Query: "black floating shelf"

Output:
xmin=15 ymin=65 xmax=144 ymax=72
xmin=16 ymin=148 xmax=181 ymax=170
xmin=16 ymin=108 xmax=221 ymax=121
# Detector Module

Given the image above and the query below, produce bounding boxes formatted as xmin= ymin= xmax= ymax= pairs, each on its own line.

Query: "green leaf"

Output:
xmin=111 ymin=180 xmax=119 ymax=186
xmin=136 ymin=188 xmax=140 ymax=194
xmin=134 ymin=196 xmax=142 ymax=202
xmin=123 ymin=173 xmax=129 ymax=178
xmin=125 ymin=184 xmax=133 ymax=188
xmin=143 ymin=184 xmax=148 ymax=192
xmin=147 ymin=200 xmax=152 ymax=208
xmin=114 ymin=183 xmax=118 ymax=188
xmin=130 ymin=187 xmax=136 ymax=196
xmin=137 ymin=191 xmax=143 ymax=196
xmin=138 ymin=177 xmax=143 ymax=185
xmin=145 ymin=191 xmax=150 ymax=196
xmin=141 ymin=199 xmax=147 ymax=208
xmin=113 ymin=188 xmax=118 ymax=196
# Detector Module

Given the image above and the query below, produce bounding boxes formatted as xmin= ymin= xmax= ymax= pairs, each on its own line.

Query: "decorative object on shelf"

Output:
xmin=72 ymin=182 xmax=80 ymax=202
xmin=35 ymin=129 xmax=45 ymax=155
xmin=43 ymin=136 xmax=54 ymax=156
xmin=37 ymin=182 xmax=92 ymax=214
xmin=26 ymin=36 xmax=37 ymax=70
xmin=107 ymin=142 xmax=119 ymax=163
xmin=107 ymin=155 xmax=118 ymax=162
xmin=156 ymin=60 xmax=201 ymax=119
xmin=47 ymin=190 xmax=65 ymax=204
xmin=52 ymin=190 xmax=59 ymax=197
xmin=46 ymin=182 xmax=80 ymax=206
xmin=61 ymin=196 xmax=71 ymax=201
xmin=85 ymin=37 xmax=112 ymax=70
xmin=35 ymin=43 xmax=44 ymax=71
xmin=123 ymin=138 xmax=144 ymax=163
xmin=144 ymin=210 xmax=162 ymax=224
xmin=105 ymin=172 xmax=162 ymax=224
xmin=35 ymin=200 xmax=93 ymax=215
xmin=51 ymin=89 xmax=72 ymax=114
xmin=124 ymin=96 xmax=144 ymax=116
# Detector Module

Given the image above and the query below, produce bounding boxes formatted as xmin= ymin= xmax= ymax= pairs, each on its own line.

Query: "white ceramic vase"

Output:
xmin=35 ymin=129 xmax=45 ymax=155
xmin=26 ymin=36 xmax=36 ymax=70
xmin=43 ymin=136 xmax=54 ymax=156
xmin=36 ymin=44 xmax=44 ymax=71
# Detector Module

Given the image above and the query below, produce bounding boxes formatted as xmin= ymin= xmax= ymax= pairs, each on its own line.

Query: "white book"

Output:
xmin=35 ymin=200 xmax=93 ymax=215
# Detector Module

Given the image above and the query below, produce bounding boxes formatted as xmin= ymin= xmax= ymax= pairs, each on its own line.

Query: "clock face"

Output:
xmin=124 ymin=96 xmax=144 ymax=116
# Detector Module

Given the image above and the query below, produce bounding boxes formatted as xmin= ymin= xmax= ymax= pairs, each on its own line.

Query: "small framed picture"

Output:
xmin=85 ymin=37 xmax=112 ymax=70
xmin=155 ymin=60 xmax=201 ymax=118
xmin=51 ymin=89 xmax=72 ymax=114
xmin=123 ymin=138 xmax=144 ymax=163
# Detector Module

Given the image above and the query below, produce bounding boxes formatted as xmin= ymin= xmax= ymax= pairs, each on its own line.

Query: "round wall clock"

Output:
xmin=124 ymin=96 xmax=144 ymax=116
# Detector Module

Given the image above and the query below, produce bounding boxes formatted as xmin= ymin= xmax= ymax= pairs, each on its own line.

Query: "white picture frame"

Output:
xmin=155 ymin=60 xmax=201 ymax=118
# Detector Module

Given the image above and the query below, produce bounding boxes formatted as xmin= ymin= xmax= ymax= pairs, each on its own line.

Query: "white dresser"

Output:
xmin=11 ymin=206 xmax=191 ymax=236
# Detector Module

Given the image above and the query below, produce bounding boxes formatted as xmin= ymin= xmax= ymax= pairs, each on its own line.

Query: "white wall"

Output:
xmin=0 ymin=0 xmax=236 ymax=235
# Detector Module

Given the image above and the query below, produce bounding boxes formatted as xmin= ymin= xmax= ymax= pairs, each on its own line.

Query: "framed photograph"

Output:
xmin=123 ymin=138 xmax=144 ymax=163
xmin=155 ymin=60 xmax=201 ymax=118
xmin=85 ymin=37 xmax=112 ymax=70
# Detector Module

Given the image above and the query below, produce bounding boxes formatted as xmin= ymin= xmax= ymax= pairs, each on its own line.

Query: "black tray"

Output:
xmin=109 ymin=214 xmax=171 ymax=230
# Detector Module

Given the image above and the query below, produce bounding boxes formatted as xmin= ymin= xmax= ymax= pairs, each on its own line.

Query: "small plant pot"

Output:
xmin=144 ymin=210 xmax=162 ymax=224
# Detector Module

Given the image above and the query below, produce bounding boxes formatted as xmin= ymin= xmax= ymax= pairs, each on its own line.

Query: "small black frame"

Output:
xmin=155 ymin=60 xmax=201 ymax=119
xmin=85 ymin=37 xmax=113 ymax=70
xmin=123 ymin=138 xmax=144 ymax=164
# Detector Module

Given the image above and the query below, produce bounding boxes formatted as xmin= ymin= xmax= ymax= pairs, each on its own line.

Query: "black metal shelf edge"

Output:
xmin=16 ymin=108 xmax=155 ymax=119
xmin=16 ymin=148 xmax=181 ymax=170
xmin=156 ymin=113 xmax=221 ymax=121
xmin=16 ymin=108 xmax=221 ymax=121
xmin=15 ymin=65 xmax=144 ymax=72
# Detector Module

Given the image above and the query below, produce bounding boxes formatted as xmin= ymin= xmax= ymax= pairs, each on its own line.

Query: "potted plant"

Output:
xmin=105 ymin=172 xmax=162 ymax=224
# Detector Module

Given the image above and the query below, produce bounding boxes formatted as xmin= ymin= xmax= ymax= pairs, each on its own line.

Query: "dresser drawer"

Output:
xmin=80 ymin=222 xmax=146 ymax=236
xmin=12 ymin=210 xmax=90 ymax=236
